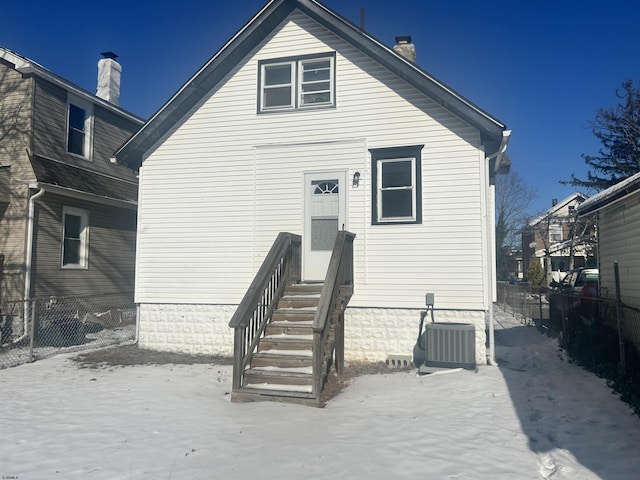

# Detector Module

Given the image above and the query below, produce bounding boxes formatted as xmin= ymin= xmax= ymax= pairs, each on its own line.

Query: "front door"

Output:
xmin=303 ymin=171 xmax=346 ymax=281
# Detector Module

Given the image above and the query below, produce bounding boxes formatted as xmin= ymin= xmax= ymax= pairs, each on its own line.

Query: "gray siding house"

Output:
xmin=0 ymin=48 xmax=143 ymax=314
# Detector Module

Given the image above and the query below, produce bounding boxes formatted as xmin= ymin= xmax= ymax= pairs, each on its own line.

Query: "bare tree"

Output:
xmin=495 ymin=170 xmax=538 ymax=280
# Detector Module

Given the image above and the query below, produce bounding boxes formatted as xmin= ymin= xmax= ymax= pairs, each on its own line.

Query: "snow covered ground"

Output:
xmin=1 ymin=308 xmax=639 ymax=479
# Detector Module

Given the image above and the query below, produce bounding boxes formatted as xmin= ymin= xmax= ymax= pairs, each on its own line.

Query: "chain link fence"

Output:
xmin=0 ymin=292 xmax=135 ymax=369
xmin=496 ymin=282 xmax=549 ymax=326
xmin=497 ymin=282 xmax=640 ymax=415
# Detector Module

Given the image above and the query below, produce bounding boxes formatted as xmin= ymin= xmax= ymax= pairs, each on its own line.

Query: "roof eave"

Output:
xmin=28 ymin=182 xmax=137 ymax=210
xmin=1 ymin=47 xmax=144 ymax=125
xmin=577 ymin=172 xmax=640 ymax=215
xmin=116 ymin=0 xmax=507 ymax=166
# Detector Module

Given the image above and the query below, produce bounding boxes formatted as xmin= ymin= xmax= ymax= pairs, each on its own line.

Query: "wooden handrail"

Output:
xmin=229 ymin=232 xmax=301 ymax=391
xmin=312 ymin=230 xmax=355 ymax=398
xmin=313 ymin=231 xmax=355 ymax=331
xmin=229 ymin=232 xmax=301 ymax=328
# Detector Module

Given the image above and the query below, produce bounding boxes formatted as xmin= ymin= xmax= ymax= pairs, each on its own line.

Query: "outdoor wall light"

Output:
xmin=352 ymin=171 xmax=361 ymax=187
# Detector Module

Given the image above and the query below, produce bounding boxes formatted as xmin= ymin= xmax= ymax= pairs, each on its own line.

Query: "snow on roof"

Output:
xmin=577 ymin=171 xmax=640 ymax=215
xmin=528 ymin=191 xmax=587 ymax=226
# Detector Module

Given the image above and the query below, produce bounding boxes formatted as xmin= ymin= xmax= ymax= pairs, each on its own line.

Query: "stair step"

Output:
xmin=232 ymin=386 xmax=317 ymax=403
xmin=243 ymin=367 xmax=313 ymax=386
xmin=266 ymin=321 xmax=313 ymax=336
xmin=246 ymin=383 xmax=313 ymax=393
xmin=272 ymin=308 xmax=316 ymax=322
xmin=259 ymin=335 xmax=313 ymax=351
xmin=252 ymin=352 xmax=313 ymax=368
xmin=284 ymin=284 xmax=324 ymax=295
xmin=278 ymin=295 xmax=320 ymax=309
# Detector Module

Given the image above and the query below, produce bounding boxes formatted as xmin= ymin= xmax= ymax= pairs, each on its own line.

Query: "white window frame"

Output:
xmin=259 ymin=53 xmax=335 ymax=113
xmin=370 ymin=145 xmax=423 ymax=225
xmin=61 ymin=206 xmax=89 ymax=269
xmin=549 ymin=223 xmax=563 ymax=243
xmin=298 ymin=57 xmax=334 ymax=108
xmin=260 ymin=61 xmax=295 ymax=111
xmin=377 ymin=158 xmax=417 ymax=222
xmin=67 ymin=95 xmax=93 ymax=159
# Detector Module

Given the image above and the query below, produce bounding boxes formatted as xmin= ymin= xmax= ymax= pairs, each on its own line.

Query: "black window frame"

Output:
xmin=370 ymin=145 xmax=424 ymax=225
xmin=257 ymin=52 xmax=336 ymax=113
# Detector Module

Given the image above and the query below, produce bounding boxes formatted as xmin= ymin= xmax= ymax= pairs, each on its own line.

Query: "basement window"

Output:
xmin=370 ymin=145 xmax=423 ymax=225
xmin=258 ymin=53 xmax=335 ymax=112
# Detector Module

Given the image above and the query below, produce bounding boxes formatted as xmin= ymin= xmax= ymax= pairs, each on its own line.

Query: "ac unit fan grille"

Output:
xmin=425 ymin=322 xmax=476 ymax=370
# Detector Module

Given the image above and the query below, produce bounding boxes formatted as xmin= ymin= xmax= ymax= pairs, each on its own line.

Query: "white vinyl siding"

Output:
xmin=135 ymin=11 xmax=486 ymax=311
xmin=597 ymin=197 xmax=640 ymax=307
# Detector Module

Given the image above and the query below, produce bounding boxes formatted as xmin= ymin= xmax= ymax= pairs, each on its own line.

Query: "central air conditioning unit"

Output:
xmin=424 ymin=322 xmax=476 ymax=370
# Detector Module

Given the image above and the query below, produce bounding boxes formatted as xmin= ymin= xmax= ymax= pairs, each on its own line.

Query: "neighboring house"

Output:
xmin=577 ymin=172 xmax=640 ymax=308
xmin=116 ymin=0 xmax=511 ymax=366
xmin=0 ymin=48 xmax=143 ymax=324
xmin=521 ymin=193 xmax=591 ymax=283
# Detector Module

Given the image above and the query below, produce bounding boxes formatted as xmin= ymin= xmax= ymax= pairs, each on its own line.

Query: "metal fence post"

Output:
xmin=614 ymin=261 xmax=626 ymax=375
xmin=29 ymin=298 xmax=36 ymax=362
xmin=539 ymin=288 xmax=544 ymax=322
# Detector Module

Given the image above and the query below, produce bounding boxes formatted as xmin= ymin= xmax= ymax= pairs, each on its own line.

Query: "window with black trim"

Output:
xmin=62 ymin=207 xmax=89 ymax=268
xmin=258 ymin=53 xmax=335 ymax=112
xmin=370 ymin=145 xmax=423 ymax=224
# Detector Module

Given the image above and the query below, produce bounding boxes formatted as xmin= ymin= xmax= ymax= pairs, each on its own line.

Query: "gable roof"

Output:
xmin=577 ymin=171 xmax=640 ymax=216
xmin=0 ymin=47 xmax=144 ymax=125
xmin=116 ymin=0 xmax=508 ymax=168
xmin=528 ymin=192 xmax=587 ymax=227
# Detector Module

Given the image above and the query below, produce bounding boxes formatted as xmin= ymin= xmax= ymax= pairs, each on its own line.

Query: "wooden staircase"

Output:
xmin=237 ymin=284 xmax=322 ymax=402
xmin=229 ymin=231 xmax=355 ymax=406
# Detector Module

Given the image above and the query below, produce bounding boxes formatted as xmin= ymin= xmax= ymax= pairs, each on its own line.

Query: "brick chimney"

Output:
xmin=393 ymin=36 xmax=416 ymax=62
xmin=96 ymin=51 xmax=121 ymax=106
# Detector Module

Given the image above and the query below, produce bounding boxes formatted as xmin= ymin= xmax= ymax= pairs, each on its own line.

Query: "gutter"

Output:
xmin=487 ymin=130 xmax=512 ymax=175
xmin=16 ymin=185 xmax=45 ymax=343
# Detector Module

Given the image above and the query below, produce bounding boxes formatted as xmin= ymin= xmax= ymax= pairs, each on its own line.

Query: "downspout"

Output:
xmin=484 ymin=130 xmax=512 ymax=366
xmin=133 ymin=165 xmax=144 ymax=345
xmin=17 ymin=183 xmax=45 ymax=343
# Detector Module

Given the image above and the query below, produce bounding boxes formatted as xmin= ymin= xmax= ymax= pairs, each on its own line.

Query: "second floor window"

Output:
xmin=67 ymin=98 xmax=93 ymax=158
xmin=259 ymin=53 xmax=335 ymax=112
xmin=549 ymin=224 xmax=563 ymax=243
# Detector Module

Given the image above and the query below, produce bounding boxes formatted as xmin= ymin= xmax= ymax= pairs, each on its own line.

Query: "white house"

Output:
xmin=116 ymin=0 xmax=510 ymax=372
xmin=521 ymin=192 xmax=590 ymax=283
xmin=577 ymin=171 xmax=640 ymax=308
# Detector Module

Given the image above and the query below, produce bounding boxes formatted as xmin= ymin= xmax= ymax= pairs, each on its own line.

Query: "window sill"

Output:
xmin=258 ymin=104 xmax=336 ymax=115
xmin=61 ymin=265 xmax=88 ymax=270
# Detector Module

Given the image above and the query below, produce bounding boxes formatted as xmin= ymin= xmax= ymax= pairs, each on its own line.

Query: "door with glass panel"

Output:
xmin=303 ymin=171 xmax=346 ymax=281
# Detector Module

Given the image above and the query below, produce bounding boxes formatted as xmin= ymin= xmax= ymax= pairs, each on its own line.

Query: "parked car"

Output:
xmin=548 ymin=268 xmax=599 ymax=323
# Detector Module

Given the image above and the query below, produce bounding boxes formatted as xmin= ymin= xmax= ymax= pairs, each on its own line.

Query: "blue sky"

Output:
xmin=3 ymin=0 xmax=640 ymax=215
